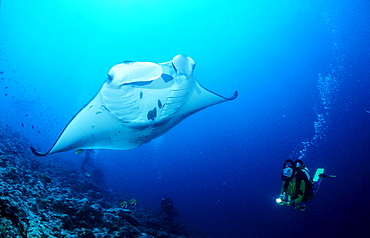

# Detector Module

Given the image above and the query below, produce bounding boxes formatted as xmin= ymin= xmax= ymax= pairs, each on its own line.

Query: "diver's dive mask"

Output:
xmin=282 ymin=167 xmax=294 ymax=181
xmin=281 ymin=159 xmax=295 ymax=181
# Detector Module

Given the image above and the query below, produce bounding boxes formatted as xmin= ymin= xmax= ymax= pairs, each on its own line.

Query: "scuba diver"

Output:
xmin=159 ymin=198 xmax=179 ymax=219
xmin=276 ymin=159 xmax=336 ymax=211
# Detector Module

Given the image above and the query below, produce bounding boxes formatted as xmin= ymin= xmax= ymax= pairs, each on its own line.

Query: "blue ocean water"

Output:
xmin=1 ymin=0 xmax=369 ymax=237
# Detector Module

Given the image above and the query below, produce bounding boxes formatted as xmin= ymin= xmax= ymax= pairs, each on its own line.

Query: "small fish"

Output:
xmin=120 ymin=201 xmax=128 ymax=209
xmin=21 ymin=123 xmax=24 ymax=127
xmin=129 ymin=199 xmax=137 ymax=207
xmin=85 ymin=172 xmax=91 ymax=177
xmin=75 ymin=149 xmax=84 ymax=154
xmin=32 ymin=125 xmax=34 ymax=129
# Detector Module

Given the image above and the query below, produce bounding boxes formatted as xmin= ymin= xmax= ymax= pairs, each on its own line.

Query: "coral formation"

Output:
xmin=0 ymin=128 xmax=199 ymax=238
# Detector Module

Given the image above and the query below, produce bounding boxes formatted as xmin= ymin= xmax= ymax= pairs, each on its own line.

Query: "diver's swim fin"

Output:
xmin=313 ymin=168 xmax=325 ymax=182
xmin=319 ymin=174 xmax=337 ymax=178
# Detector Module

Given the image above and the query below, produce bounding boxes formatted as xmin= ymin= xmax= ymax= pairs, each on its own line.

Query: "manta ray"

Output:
xmin=31 ymin=55 xmax=238 ymax=156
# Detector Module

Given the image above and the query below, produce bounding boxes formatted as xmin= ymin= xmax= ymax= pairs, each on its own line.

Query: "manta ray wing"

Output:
xmin=31 ymin=93 xmax=141 ymax=156
xmin=179 ymin=81 xmax=238 ymax=116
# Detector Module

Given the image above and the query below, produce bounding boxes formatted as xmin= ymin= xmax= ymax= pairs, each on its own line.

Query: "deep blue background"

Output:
xmin=1 ymin=1 xmax=370 ymax=237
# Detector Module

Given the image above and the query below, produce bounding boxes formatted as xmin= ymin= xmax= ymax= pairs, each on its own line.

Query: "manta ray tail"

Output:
xmin=228 ymin=91 xmax=238 ymax=100
xmin=30 ymin=146 xmax=48 ymax=156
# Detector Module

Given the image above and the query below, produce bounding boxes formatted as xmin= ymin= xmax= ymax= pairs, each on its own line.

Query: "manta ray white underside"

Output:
xmin=31 ymin=55 xmax=238 ymax=156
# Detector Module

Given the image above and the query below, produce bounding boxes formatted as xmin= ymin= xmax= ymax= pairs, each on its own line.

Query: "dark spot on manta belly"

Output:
xmin=161 ymin=73 xmax=174 ymax=83
xmin=158 ymin=99 xmax=162 ymax=109
xmin=147 ymin=107 xmax=157 ymax=121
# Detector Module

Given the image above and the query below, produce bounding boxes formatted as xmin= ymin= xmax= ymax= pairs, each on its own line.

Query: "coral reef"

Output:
xmin=0 ymin=128 xmax=199 ymax=238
